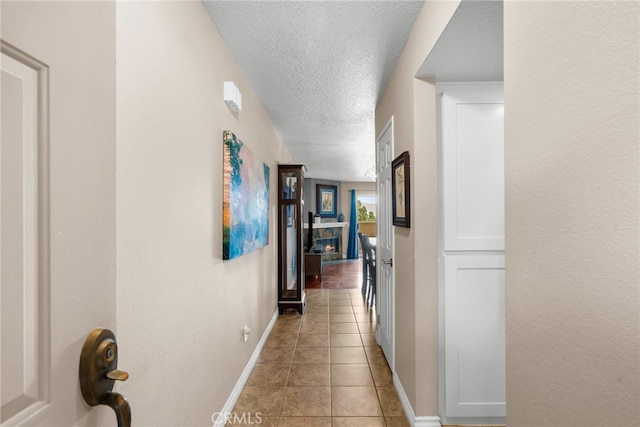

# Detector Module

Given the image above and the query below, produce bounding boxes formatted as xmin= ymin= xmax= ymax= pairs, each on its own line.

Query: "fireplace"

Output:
xmin=304 ymin=224 xmax=344 ymax=261
xmin=316 ymin=237 xmax=339 ymax=257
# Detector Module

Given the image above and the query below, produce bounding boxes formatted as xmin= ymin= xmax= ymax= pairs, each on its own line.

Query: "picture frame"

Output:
xmin=391 ymin=151 xmax=410 ymax=228
xmin=316 ymin=184 xmax=337 ymax=218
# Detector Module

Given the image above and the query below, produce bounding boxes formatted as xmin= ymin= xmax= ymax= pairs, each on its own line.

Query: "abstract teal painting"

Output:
xmin=223 ymin=131 xmax=270 ymax=260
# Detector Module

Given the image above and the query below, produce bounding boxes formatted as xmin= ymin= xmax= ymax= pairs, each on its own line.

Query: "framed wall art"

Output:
xmin=316 ymin=184 xmax=337 ymax=218
xmin=392 ymin=151 xmax=410 ymax=228
xmin=223 ymin=130 xmax=270 ymax=260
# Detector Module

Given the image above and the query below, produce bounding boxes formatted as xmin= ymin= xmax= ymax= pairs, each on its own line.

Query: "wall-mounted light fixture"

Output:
xmin=224 ymin=81 xmax=242 ymax=112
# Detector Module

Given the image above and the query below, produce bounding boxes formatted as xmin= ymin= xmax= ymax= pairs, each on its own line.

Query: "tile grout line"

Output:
xmin=328 ymin=293 xmax=333 ymax=422
xmin=352 ymin=288 xmax=387 ymax=425
xmin=279 ymin=310 xmax=301 ymax=422
xmin=249 ymin=288 xmax=402 ymax=426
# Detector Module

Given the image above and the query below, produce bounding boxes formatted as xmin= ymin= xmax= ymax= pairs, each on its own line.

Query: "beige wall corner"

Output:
xmin=375 ymin=0 xmax=461 ymax=417
xmin=412 ymin=77 xmax=439 ymax=416
xmin=504 ymin=1 xmax=640 ymax=426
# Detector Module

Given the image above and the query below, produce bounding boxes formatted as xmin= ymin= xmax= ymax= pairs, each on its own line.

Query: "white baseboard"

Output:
xmin=414 ymin=416 xmax=444 ymax=427
xmin=213 ymin=309 xmax=279 ymax=427
xmin=393 ymin=372 xmax=442 ymax=427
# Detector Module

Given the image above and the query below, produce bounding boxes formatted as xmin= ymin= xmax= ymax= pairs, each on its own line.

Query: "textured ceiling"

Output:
xmin=203 ymin=1 xmax=425 ymax=182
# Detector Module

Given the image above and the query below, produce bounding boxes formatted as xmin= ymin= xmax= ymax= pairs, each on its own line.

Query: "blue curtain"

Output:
xmin=347 ymin=189 xmax=359 ymax=259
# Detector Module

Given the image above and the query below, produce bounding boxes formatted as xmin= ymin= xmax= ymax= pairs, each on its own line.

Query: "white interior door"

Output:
xmin=1 ymin=2 xmax=117 ymax=426
xmin=376 ymin=117 xmax=394 ymax=368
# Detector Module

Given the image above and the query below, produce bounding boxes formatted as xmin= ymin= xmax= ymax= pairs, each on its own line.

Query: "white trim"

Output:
xmin=375 ymin=115 xmax=395 ymax=370
xmin=303 ymin=221 xmax=348 ymax=229
xmin=436 ymin=81 xmax=504 ymax=94
xmin=213 ymin=309 xmax=279 ymax=427
xmin=393 ymin=372 xmax=441 ymax=427
xmin=414 ymin=416 xmax=444 ymax=427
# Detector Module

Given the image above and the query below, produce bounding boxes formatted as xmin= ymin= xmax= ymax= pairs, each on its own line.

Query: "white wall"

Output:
xmin=504 ymin=1 xmax=639 ymax=425
xmin=116 ymin=2 xmax=291 ymax=425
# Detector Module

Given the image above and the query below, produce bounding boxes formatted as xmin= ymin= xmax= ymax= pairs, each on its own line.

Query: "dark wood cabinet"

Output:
xmin=277 ymin=164 xmax=306 ymax=314
xmin=304 ymin=252 xmax=323 ymax=281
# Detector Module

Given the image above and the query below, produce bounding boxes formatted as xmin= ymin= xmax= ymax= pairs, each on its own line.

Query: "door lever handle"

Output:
xmin=383 ymin=258 xmax=393 ymax=267
xmin=79 ymin=328 xmax=131 ymax=427
xmin=106 ymin=369 xmax=129 ymax=381
xmin=102 ymin=391 xmax=131 ymax=427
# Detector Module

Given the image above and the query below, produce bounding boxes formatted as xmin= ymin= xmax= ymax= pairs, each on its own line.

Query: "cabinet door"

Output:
xmin=442 ymin=86 xmax=504 ymax=251
xmin=278 ymin=166 xmax=304 ymax=307
xmin=444 ymin=254 xmax=505 ymax=417
xmin=281 ymin=202 xmax=299 ymax=297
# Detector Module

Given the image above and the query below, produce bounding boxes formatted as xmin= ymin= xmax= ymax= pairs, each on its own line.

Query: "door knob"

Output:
xmin=79 ymin=328 xmax=131 ymax=427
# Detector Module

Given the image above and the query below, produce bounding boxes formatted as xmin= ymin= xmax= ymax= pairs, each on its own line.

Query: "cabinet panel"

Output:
xmin=442 ymin=86 xmax=504 ymax=251
xmin=1 ymin=49 xmax=45 ymax=421
xmin=282 ymin=204 xmax=299 ymax=295
xmin=444 ymin=254 xmax=505 ymax=417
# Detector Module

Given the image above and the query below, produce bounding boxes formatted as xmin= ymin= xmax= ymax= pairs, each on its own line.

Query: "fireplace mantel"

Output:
xmin=303 ymin=222 xmax=348 ymax=229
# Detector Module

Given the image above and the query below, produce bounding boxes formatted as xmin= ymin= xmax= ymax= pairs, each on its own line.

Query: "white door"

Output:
xmin=1 ymin=2 xmax=117 ymax=426
xmin=439 ymin=83 xmax=505 ymax=420
xmin=376 ymin=117 xmax=394 ymax=368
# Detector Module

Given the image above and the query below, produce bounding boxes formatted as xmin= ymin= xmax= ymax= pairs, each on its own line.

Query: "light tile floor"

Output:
xmin=228 ymin=288 xmax=409 ymax=427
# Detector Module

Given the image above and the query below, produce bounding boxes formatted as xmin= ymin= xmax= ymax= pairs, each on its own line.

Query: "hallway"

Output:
xmin=228 ymin=287 xmax=408 ymax=426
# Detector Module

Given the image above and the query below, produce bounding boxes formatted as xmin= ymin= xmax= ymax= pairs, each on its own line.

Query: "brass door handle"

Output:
xmin=106 ymin=370 xmax=130 ymax=381
xmin=79 ymin=328 xmax=131 ymax=427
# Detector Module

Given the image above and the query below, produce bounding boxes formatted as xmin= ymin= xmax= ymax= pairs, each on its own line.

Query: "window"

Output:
xmin=357 ymin=194 xmax=376 ymax=222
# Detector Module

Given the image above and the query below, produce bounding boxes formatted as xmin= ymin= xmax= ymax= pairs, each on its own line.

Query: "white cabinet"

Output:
xmin=442 ymin=86 xmax=504 ymax=251
xmin=444 ymin=254 xmax=505 ymax=417
xmin=439 ymin=83 xmax=505 ymax=422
